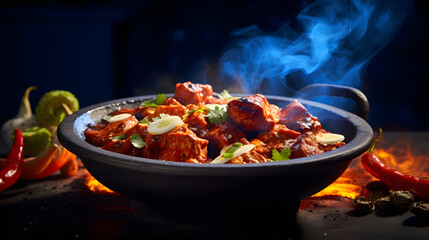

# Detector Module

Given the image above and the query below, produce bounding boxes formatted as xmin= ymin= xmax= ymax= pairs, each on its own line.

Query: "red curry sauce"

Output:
xmin=84 ymin=82 xmax=345 ymax=164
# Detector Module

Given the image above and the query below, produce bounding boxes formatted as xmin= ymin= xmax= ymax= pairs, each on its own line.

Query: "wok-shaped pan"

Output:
xmin=58 ymin=84 xmax=373 ymax=228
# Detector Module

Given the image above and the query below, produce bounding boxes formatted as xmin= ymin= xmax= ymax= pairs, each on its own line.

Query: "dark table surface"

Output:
xmin=1 ymin=131 xmax=428 ymax=239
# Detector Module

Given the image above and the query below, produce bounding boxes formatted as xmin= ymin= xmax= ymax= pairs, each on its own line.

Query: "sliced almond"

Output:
xmin=316 ymin=132 xmax=345 ymax=145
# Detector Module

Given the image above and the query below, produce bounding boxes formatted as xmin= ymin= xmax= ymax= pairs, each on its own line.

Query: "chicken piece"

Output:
xmin=319 ymin=141 xmax=346 ymax=152
xmin=101 ymin=138 xmax=134 ymax=155
xmin=209 ymin=138 xmax=270 ymax=164
xmin=204 ymin=97 xmax=232 ymax=105
xmin=227 ymin=151 xmax=271 ymax=164
xmin=174 ymin=81 xmax=213 ymax=105
xmin=289 ymin=132 xmax=324 ymax=159
xmin=122 ymin=124 xmax=156 ymax=158
xmin=278 ymin=100 xmax=321 ymax=133
xmin=102 ymin=123 xmax=209 ymax=162
xmin=148 ymin=105 xmax=187 ymax=120
xmin=183 ymin=108 xmax=209 ymax=138
xmin=158 ymin=126 xmax=209 ymax=163
xmin=84 ymin=116 xmax=139 ymax=147
xmin=109 ymin=106 xmax=155 ymax=121
xmin=109 ymin=97 xmax=182 ymax=122
xmin=248 ymin=138 xmax=270 ymax=157
xmin=163 ymin=97 xmax=182 ymax=106
xmin=251 ymin=124 xmax=301 ymax=158
xmin=257 ymin=124 xmax=300 ymax=148
xmin=203 ymin=121 xmax=246 ymax=158
xmin=227 ymin=94 xmax=279 ymax=133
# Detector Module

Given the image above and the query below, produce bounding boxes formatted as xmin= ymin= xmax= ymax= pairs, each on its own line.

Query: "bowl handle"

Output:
xmin=296 ymin=84 xmax=370 ymax=120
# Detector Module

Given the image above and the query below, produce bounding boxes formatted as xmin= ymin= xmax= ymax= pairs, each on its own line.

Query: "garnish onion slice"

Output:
xmin=147 ymin=115 xmax=184 ymax=135
xmin=107 ymin=113 xmax=132 ymax=123
xmin=210 ymin=143 xmax=255 ymax=164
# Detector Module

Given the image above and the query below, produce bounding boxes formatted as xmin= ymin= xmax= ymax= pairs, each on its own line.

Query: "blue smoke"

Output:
xmin=220 ymin=0 xmax=412 ymax=96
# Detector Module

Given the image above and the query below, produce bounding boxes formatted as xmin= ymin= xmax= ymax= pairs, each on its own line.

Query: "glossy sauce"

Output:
xmin=84 ymin=82 xmax=345 ymax=164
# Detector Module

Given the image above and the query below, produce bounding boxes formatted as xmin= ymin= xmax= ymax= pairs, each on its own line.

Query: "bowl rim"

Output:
xmin=58 ymin=93 xmax=374 ymax=175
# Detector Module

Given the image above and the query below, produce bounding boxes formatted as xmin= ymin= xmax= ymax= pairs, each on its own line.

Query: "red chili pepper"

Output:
xmin=361 ymin=129 xmax=429 ymax=200
xmin=0 ymin=129 xmax=24 ymax=192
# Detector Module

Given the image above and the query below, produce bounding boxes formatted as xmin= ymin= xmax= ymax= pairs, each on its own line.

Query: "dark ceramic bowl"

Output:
xmin=57 ymin=84 xmax=373 ymax=228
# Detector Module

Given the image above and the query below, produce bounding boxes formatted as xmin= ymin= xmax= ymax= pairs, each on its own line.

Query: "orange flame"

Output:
xmin=84 ymin=170 xmax=116 ymax=194
xmin=313 ymin=137 xmax=429 ymax=198
xmin=312 ymin=159 xmax=374 ymax=198
xmin=373 ymin=138 xmax=429 ymax=179
xmin=83 ymin=137 xmax=429 ymax=198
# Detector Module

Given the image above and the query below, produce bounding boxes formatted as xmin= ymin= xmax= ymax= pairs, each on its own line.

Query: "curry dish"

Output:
xmin=84 ymin=82 xmax=345 ymax=164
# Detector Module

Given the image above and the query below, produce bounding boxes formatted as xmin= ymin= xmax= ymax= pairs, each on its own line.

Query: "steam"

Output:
xmin=219 ymin=0 xmax=411 ymax=96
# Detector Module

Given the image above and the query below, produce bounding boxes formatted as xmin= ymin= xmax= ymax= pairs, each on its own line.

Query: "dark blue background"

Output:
xmin=0 ymin=0 xmax=428 ymax=131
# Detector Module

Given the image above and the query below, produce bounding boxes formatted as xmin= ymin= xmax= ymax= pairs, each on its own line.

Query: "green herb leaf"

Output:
xmin=206 ymin=106 xmax=229 ymax=125
xmin=222 ymin=142 xmax=243 ymax=159
xmin=219 ymin=90 xmax=240 ymax=99
xmin=141 ymin=102 xmax=158 ymax=108
xmin=183 ymin=108 xmax=206 ymax=118
xmin=155 ymin=93 xmax=167 ymax=105
xmin=271 ymin=147 xmax=291 ymax=161
xmin=130 ymin=134 xmax=147 ymax=148
xmin=109 ymin=133 xmax=126 ymax=141
xmin=139 ymin=117 xmax=150 ymax=125
xmin=141 ymin=93 xmax=167 ymax=107
xmin=182 ymin=106 xmax=228 ymax=125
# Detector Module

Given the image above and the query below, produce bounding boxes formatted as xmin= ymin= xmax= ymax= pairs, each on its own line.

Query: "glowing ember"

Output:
xmin=313 ymin=137 xmax=429 ymax=199
xmin=82 ymin=136 xmax=428 ymax=199
xmin=312 ymin=160 xmax=374 ymax=198
xmin=84 ymin=170 xmax=116 ymax=194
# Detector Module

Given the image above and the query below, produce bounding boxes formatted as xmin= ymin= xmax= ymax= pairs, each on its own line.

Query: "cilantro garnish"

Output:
xmin=182 ymin=106 xmax=228 ymax=126
xmin=141 ymin=93 xmax=167 ymax=107
xmin=130 ymin=134 xmax=147 ymax=148
xmin=109 ymin=133 xmax=126 ymax=141
xmin=206 ymin=106 xmax=229 ymax=125
xmin=139 ymin=118 xmax=151 ymax=125
xmin=183 ymin=108 xmax=206 ymax=118
xmin=219 ymin=90 xmax=240 ymax=99
xmin=223 ymin=142 xmax=243 ymax=158
xmin=271 ymin=147 xmax=291 ymax=161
